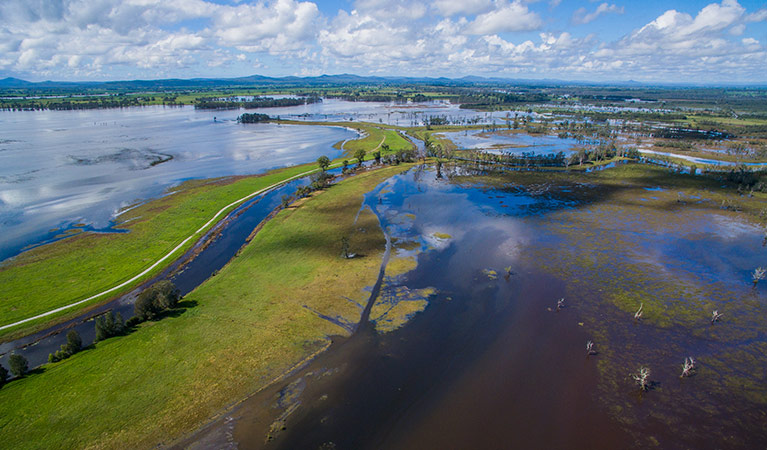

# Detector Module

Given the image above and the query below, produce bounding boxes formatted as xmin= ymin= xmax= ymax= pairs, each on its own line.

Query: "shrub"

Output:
xmin=309 ymin=171 xmax=333 ymax=191
xmin=95 ymin=311 xmax=125 ymax=341
xmin=125 ymin=316 xmax=142 ymax=328
xmin=48 ymin=330 xmax=84 ymax=363
xmin=66 ymin=329 xmax=82 ymax=354
xmin=134 ymin=280 xmax=181 ymax=321
xmin=9 ymin=354 xmax=28 ymax=378
xmin=0 ymin=364 xmax=7 ymax=387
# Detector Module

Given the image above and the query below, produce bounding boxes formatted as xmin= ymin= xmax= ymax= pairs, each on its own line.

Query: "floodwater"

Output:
xmin=639 ymin=148 xmax=767 ymax=167
xmin=439 ymin=129 xmax=579 ymax=155
xmin=0 ymin=100 xmax=519 ymax=262
xmin=0 ymin=106 xmax=356 ymax=261
xmin=247 ymin=98 xmax=535 ymax=128
xmin=184 ymin=165 xmax=767 ymax=449
xmin=0 ymin=171 xmax=321 ymax=370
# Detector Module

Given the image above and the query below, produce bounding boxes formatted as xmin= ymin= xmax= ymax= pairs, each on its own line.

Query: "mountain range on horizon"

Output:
xmin=1 ymin=74 xmax=764 ymax=91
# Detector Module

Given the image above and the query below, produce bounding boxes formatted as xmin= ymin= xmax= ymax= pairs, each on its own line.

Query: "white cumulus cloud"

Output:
xmin=465 ymin=0 xmax=542 ymax=34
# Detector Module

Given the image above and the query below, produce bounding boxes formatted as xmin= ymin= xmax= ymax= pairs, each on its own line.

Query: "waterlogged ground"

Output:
xmin=438 ymin=128 xmax=579 ymax=155
xmin=183 ymin=163 xmax=767 ymax=449
xmin=0 ymin=100 xmax=530 ymax=262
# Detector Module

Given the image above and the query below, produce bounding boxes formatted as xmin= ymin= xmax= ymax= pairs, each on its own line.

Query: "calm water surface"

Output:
xmin=0 ymin=106 xmax=355 ymax=260
xmin=0 ymin=100 xmax=523 ymax=261
xmin=186 ymin=166 xmax=767 ymax=449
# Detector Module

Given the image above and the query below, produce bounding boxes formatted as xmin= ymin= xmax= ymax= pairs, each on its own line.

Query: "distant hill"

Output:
xmin=0 ymin=77 xmax=34 ymax=87
xmin=1 ymin=74 xmax=765 ymax=92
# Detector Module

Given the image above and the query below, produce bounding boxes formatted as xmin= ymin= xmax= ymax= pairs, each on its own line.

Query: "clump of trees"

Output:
xmin=197 ymin=96 xmax=321 ymax=110
xmin=381 ymin=148 xmax=417 ymax=165
xmin=48 ymin=330 xmax=84 ymax=363
xmin=95 ymin=310 xmax=126 ymax=341
xmin=134 ymin=280 xmax=181 ymax=321
xmin=237 ymin=113 xmax=270 ymax=123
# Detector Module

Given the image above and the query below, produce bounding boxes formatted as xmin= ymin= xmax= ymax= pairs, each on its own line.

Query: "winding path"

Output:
xmin=0 ymin=166 xmax=329 ymax=332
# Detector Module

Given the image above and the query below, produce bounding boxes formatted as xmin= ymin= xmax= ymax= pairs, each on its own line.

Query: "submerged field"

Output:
xmin=180 ymin=162 xmax=767 ymax=449
xmin=0 ymin=165 xmax=411 ymax=449
xmin=3 ymin=159 xmax=767 ymax=449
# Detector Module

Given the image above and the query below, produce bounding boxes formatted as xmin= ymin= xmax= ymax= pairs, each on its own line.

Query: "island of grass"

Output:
xmin=0 ymin=164 xmax=412 ymax=449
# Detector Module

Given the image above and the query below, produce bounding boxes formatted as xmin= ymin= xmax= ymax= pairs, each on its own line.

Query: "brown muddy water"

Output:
xmin=181 ymin=164 xmax=767 ymax=450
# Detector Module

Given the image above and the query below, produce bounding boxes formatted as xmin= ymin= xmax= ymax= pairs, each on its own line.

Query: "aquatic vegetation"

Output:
xmin=370 ymin=285 xmax=435 ymax=333
xmin=482 ymin=269 xmax=498 ymax=280
xmin=681 ymin=357 xmax=696 ymax=378
xmin=632 ymin=366 xmax=651 ymax=392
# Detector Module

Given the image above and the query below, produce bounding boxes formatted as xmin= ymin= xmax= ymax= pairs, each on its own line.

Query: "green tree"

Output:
xmin=66 ymin=329 xmax=82 ymax=355
xmin=0 ymin=364 xmax=8 ymax=388
xmin=134 ymin=280 xmax=180 ymax=321
xmin=373 ymin=150 xmax=381 ymax=164
xmin=95 ymin=311 xmax=125 ymax=341
xmin=153 ymin=280 xmax=181 ymax=310
xmin=317 ymin=155 xmax=330 ymax=172
xmin=9 ymin=354 xmax=28 ymax=378
xmin=354 ymin=149 xmax=366 ymax=167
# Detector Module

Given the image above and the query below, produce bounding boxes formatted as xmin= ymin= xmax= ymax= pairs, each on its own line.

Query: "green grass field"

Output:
xmin=0 ymin=164 xmax=317 ymax=338
xmin=275 ymin=120 xmax=416 ymax=157
xmin=0 ymin=165 xmax=410 ymax=449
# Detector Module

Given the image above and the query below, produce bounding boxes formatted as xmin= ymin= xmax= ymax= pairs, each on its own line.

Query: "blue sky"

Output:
xmin=0 ymin=0 xmax=766 ymax=83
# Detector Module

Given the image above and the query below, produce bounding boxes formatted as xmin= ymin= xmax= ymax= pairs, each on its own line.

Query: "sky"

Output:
xmin=0 ymin=0 xmax=766 ymax=83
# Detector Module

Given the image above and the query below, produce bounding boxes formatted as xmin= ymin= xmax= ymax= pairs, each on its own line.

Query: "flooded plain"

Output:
xmin=0 ymin=107 xmax=355 ymax=261
xmin=0 ymin=100 xmax=519 ymax=262
xmin=186 ymin=164 xmax=767 ymax=449
xmin=439 ymin=129 xmax=580 ymax=155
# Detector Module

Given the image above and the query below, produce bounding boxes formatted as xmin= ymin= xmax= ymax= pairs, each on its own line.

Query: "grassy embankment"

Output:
xmin=279 ymin=120 xmax=415 ymax=156
xmin=0 ymin=165 xmax=308 ymax=338
xmin=0 ymin=164 xmax=411 ymax=449
xmin=0 ymin=125 xmax=387 ymax=339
